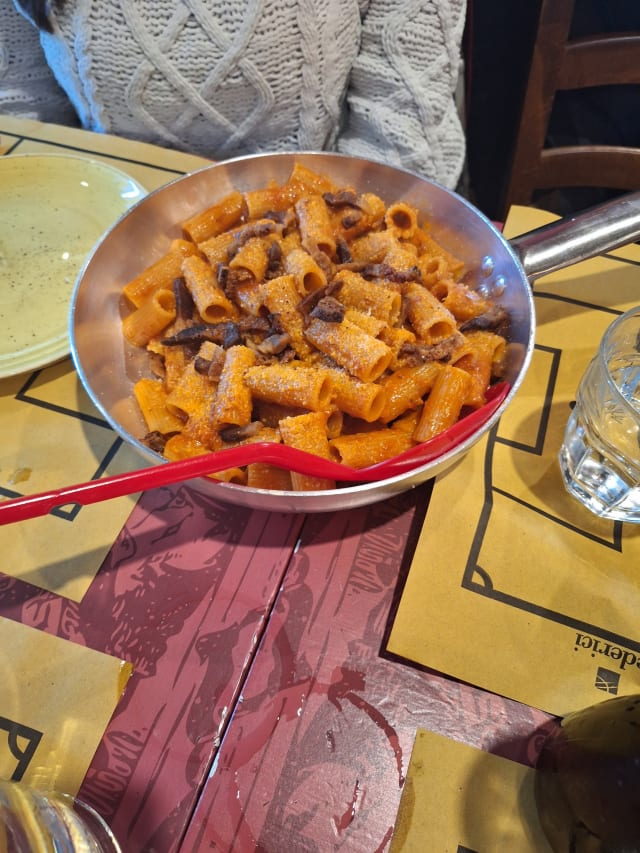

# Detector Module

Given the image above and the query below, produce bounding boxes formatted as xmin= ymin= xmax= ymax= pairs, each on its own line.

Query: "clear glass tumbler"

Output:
xmin=558 ymin=305 xmax=640 ymax=522
xmin=0 ymin=780 xmax=121 ymax=852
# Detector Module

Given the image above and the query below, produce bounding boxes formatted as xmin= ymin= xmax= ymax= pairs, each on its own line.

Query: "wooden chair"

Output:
xmin=500 ymin=0 xmax=640 ymax=218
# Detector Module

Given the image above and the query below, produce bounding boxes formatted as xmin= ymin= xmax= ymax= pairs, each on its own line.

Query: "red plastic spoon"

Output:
xmin=0 ymin=383 xmax=509 ymax=525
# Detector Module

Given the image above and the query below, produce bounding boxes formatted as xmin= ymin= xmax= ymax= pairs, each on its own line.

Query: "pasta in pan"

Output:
xmin=120 ymin=164 xmax=510 ymax=491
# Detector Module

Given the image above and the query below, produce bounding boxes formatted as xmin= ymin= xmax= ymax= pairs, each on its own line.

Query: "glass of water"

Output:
xmin=0 ymin=779 xmax=121 ymax=852
xmin=558 ymin=305 xmax=640 ymax=522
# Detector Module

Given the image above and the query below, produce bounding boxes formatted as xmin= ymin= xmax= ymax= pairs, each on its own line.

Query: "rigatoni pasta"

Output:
xmin=245 ymin=363 xmax=333 ymax=411
xmin=330 ymin=428 xmax=414 ymax=469
xmin=210 ymin=345 xmax=255 ymax=428
xmin=122 ymin=288 xmax=176 ymax=347
xmin=119 ymin=163 xmax=511 ymax=491
xmin=279 ymin=411 xmax=336 ymax=492
xmin=304 ymin=317 xmax=393 ymax=383
xmin=123 ymin=239 xmax=197 ymax=308
xmin=181 ymin=254 xmax=236 ymax=323
xmin=413 ymin=365 xmax=472 ymax=442
xmin=182 ymin=190 xmax=245 ymax=243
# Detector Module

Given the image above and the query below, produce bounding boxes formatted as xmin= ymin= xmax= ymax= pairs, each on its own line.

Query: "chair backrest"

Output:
xmin=501 ymin=0 xmax=640 ymax=218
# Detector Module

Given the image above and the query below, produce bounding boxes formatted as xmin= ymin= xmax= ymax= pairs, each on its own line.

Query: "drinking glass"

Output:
xmin=0 ymin=780 xmax=121 ymax=852
xmin=535 ymin=694 xmax=640 ymax=852
xmin=558 ymin=305 xmax=640 ymax=522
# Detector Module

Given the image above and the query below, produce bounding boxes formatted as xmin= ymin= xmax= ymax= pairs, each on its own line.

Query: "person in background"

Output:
xmin=7 ymin=0 xmax=467 ymax=190
xmin=0 ymin=0 xmax=77 ymax=123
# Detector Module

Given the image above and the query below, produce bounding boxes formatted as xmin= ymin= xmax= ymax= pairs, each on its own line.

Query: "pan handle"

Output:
xmin=509 ymin=191 xmax=640 ymax=281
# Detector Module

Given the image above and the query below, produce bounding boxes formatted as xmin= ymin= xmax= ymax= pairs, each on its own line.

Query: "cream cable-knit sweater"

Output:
xmin=8 ymin=0 xmax=467 ymax=188
xmin=0 ymin=0 xmax=77 ymax=122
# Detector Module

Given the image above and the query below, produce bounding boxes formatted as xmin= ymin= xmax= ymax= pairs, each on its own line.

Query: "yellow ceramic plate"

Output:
xmin=0 ymin=153 xmax=146 ymax=378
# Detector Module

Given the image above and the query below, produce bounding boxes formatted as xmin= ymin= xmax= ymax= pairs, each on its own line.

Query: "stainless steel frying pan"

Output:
xmin=69 ymin=153 xmax=640 ymax=513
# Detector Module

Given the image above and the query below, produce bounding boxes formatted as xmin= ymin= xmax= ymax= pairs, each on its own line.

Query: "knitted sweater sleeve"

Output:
xmin=336 ymin=0 xmax=467 ymax=189
xmin=1 ymin=0 xmax=77 ymax=123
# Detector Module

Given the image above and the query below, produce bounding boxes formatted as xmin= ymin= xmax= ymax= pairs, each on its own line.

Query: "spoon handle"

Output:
xmin=0 ymin=443 xmax=366 ymax=525
xmin=0 ymin=383 xmax=510 ymax=525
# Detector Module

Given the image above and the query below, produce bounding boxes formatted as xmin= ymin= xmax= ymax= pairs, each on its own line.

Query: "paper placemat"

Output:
xmin=0 ymin=361 xmax=145 ymax=600
xmin=388 ymin=205 xmax=640 ymax=716
xmin=390 ymin=729 xmax=551 ymax=851
xmin=0 ymin=118 xmax=210 ymax=601
xmin=0 ymin=616 xmax=132 ymax=795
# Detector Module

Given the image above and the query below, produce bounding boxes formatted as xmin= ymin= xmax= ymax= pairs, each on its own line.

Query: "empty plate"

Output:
xmin=0 ymin=153 xmax=146 ymax=378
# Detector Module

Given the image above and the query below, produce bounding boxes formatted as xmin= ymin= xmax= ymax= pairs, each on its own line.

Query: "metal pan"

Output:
xmin=69 ymin=153 xmax=640 ymax=513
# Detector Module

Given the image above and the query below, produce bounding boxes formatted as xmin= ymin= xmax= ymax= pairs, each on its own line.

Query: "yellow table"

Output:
xmin=0 ymin=114 xmax=209 ymax=191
